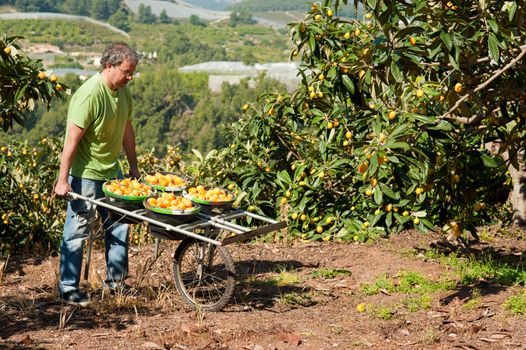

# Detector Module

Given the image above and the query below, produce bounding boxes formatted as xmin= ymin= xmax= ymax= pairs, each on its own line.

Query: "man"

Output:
xmin=54 ymin=43 xmax=140 ymax=306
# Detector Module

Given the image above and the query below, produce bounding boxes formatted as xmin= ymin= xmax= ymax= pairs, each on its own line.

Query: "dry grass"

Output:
xmin=0 ymin=255 xmax=9 ymax=285
xmin=14 ymin=292 xmax=37 ymax=318
xmin=58 ymin=304 xmax=76 ymax=330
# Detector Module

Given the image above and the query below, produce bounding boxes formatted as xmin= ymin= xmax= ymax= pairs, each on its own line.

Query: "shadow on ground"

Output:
xmin=0 ymin=285 xmax=182 ymax=341
xmin=414 ymin=238 xmax=525 ymax=304
xmin=231 ymin=258 xmax=318 ymax=310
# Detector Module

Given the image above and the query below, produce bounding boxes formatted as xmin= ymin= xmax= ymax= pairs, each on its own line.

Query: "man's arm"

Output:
xmin=122 ymin=120 xmax=139 ymax=179
xmin=54 ymin=122 xmax=86 ymax=197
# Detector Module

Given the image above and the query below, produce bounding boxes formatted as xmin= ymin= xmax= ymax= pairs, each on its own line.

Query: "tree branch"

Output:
xmin=441 ymin=44 xmax=526 ymax=123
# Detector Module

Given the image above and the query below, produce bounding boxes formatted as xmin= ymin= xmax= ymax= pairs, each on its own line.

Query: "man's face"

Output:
xmin=109 ymin=59 xmax=137 ymax=89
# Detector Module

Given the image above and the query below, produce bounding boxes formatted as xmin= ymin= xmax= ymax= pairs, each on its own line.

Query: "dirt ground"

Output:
xmin=1 ymin=230 xmax=526 ymax=350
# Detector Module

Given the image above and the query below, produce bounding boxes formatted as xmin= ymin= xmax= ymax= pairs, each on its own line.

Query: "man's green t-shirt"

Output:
xmin=66 ymin=72 xmax=132 ymax=180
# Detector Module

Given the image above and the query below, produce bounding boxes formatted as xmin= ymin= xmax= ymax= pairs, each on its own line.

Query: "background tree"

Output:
xmin=60 ymin=0 xmax=90 ymax=16
xmin=136 ymin=4 xmax=156 ymax=24
xmin=108 ymin=8 xmax=131 ymax=32
xmin=229 ymin=11 xmax=255 ymax=27
xmin=241 ymin=51 xmax=257 ymax=66
xmin=189 ymin=14 xmax=207 ymax=27
xmin=89 ymin=0 xmax=110 ymax=20
xmin=159 ymin=9 xmax=172 ymax=24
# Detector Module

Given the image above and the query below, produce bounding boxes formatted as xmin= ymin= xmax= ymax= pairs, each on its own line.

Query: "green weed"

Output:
xmin=404 ymin=294 xmax=433 ymax=312
xmin=477 ymin=228 xmax=495 ymax=242
xmin=311 ymin=268 xmax=352 ymax=279
xmin=275 ymin=267 xmax=301 ymax=286
xmin=241 ymin=276 xmax=278 ymax=288
xmin=457 ymin=254 xmax=526 ymax=286
xmin=371 ymin=304 xmax=396 ymax=320
xmin=503 ymin=292 xmax=526 ymax=315
xmin=361 ymin=275 xmax=392 ymax=295
xmin=361 ymin=271 xmax=456 ymax=295
xmin=418 ymin=249 xmax=526 ymax=286
xmin=463 ymin=288 xmax=482 ymax=311
xmin=280 ymin=292 xmax=315 ymax=306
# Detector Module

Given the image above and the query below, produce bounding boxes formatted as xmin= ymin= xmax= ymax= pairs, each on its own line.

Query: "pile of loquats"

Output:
xmin=144 ymin=172 xmax=187 ymax=189
xmin=104 ymin=178 xmax=153 ymax=198
xmin=146 ymin=193 xmax=195 ymax=211
xmin=185 ymin=185 xmax=234 ymax=203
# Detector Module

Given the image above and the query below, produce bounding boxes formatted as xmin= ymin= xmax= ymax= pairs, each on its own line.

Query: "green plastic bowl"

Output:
xmin=143 ymin=171 xmax=192 ymax=193
xmin=143 ymin=195 xmax=201 ymax=225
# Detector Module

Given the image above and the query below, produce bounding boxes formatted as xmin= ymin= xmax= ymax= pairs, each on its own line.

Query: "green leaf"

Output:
xmin=14 ymin=83 xmax=28 ymax=102
xmin=191 ymin=149 xmax=203 ymax=162
xmin=371 ymin=213 xmax=381 ymax=226
xmin=386 ymin=141 xmax=410 ymax=150
xmin=393 ymin=26 xmax=425 ymax=40
xmin=310 ymin=108 xmax=325 ymax=118
xmin=487 ymin=19 xmax=499 ymax=33
xmin=308 ymin=36 xmax=316 ymax=52
xmin=205 ymin=149 xmax=217 ymax=160
xmin=508 ymin=2 xmax=518 ymax=22
xmin=369 ymin=153 xmax=378 ymax=176
xmin=390 ymin=123 xmax=411 ymax=138
xmin=421 ymin=218 xmax=434 ymax=230
xmin=341 ymin=75 xmax=355 ymax=94
xmin=385 ymin=211 xmax=392 ymax=226
xmin=379 ymin=183 xmax=399 ymax=200
xmin=327 ymin=67 xmax=337 ymax=79
xmin=488 ymin=33 xmax=500 ymax=63
xmin=319 ymin=140 xmax=327 ymax=158
xmin=429 ymin=121 xmax=453 ymax=131
xmin=277 ymin=170 xmax=292 ymax=185
xmin=428 ymin=42 xmax=442 ymax=60
xmin=374 ymin=187 xmax=383 ymax=205
xmin=448 ymin=54 xmax=459 ymax=70
xmin=440 ymin=32 xmax=453 ymax=51
xmin=398 ymin=199 xmax=411 ymax=207
xmin=481 ymin=153 xmax=498 ymax=168
xmin=390 ymin=60 xmax=402 ymax=82
xmin=411 ymin=114 xmax=436 ymax=124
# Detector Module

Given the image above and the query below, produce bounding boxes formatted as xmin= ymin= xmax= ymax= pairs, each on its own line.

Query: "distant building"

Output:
xmin=179 ymin=61 xmax=301 ymax=93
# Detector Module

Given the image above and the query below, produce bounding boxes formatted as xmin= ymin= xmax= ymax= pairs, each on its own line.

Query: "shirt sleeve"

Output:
xmin=67 ymin=93 xmax=95 ymax=129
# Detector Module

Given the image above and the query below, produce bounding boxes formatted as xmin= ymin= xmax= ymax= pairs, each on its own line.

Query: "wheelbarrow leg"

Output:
xmin=83 ymin=203 xmax=96 ymax=281
xmin=154 ymin=237 xmax=160 ymax=258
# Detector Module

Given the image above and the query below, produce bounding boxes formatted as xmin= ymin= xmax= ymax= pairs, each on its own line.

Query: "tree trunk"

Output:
xmin=509 ymin=150 xmax=526 ymax=226
xmin=485 ymin=143 xmax=526 ymax=226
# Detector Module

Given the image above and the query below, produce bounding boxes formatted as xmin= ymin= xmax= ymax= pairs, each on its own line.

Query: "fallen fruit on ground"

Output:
xmin=356 ymin=303 xmax=366 ymax=313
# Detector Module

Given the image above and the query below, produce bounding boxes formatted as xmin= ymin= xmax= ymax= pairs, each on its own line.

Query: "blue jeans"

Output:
xmin=59 ymin=175 xmax=129 ymax=294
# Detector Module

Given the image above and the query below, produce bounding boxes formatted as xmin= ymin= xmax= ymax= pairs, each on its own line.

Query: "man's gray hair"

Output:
xmin=100 ymin=43 xmax=140 ymax=67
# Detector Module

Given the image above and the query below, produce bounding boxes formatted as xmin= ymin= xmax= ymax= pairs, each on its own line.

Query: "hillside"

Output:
xmin=0 ymin=12 xmax=128 ymax=37
xmin=181 ymin=0 xmax=241 ymax=11
xmin=124 ymin=0 xmax=229 ymax=21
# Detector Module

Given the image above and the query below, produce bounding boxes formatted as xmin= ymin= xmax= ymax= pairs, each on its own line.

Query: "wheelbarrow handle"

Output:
xmin=67 ymin=191 xmax=81 ymax=201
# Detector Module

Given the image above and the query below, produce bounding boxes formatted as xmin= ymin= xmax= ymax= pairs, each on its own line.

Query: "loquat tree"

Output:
xmin=0 ymin=34 xmax=67 ymax=132
xmin=1 ymin=34 xmax=68 ymax=255
xmin=213 ymin=0 xmax=526 ymax=242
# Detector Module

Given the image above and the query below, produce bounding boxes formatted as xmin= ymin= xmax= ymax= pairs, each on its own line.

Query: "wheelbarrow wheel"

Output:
xmin=173 ymin=238 xmax=236 ymax=312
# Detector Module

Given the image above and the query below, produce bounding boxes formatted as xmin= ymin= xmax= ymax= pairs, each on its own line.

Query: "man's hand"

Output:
xmin=54 ymin=179 xmax=73 ymax=198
